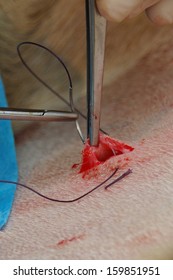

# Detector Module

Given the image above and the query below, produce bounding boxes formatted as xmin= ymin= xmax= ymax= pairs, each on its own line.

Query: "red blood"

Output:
xmin=57 ymin=235 xmax=84 ymax=247
xmin=57 ymin=240 xmax=68 ymax=246
xmin=72 ymin=163 xmax=79 ymax=169
xmin=79 ymin=133 xmax=134 ymax=173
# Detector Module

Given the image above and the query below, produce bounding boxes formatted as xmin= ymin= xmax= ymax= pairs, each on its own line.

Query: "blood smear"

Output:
xmin=76 ymin=133 xmax=134 ymax=174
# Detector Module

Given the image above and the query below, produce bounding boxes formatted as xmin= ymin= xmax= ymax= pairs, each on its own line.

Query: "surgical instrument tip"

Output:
xmin=86 ymin=0 xmax=107 ymax=147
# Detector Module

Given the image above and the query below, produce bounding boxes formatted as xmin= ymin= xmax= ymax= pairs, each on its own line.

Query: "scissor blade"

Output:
xmin=86 ymin=0 xmax=106 ymax=146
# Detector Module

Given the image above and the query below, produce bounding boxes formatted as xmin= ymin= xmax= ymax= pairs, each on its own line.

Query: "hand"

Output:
xmin=96 ymin=0 xmax=173 ymax=25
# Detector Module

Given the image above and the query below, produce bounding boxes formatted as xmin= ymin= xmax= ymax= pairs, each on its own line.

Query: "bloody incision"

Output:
xmin=78 ymin=133 xmax=134 ymax=173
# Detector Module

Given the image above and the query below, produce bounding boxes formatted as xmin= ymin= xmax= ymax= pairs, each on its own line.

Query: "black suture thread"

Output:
xmin=17 ymin=41 xmax=107 ymax=134
xmin=0 ymin=168 xmax=132 ymax=202
xmin=105 ymin=169 xmax=132 ymax=190
xmin=0 ymin=168 xmax=118 ymax=203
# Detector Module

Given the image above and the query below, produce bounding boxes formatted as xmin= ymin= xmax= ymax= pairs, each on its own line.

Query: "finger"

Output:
xmin=146 ymin=0 xmax=173 ymax=25
xmin=96 ymin=0 xmax=142 ymax=22
xmin=96 ymin=0 xmax=158 ymax=22
xmin=128 ymin=0 xmax=159 ymax=19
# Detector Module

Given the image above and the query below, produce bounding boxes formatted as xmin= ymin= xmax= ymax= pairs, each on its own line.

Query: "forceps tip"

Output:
xmin=86 ymin=0 xmax=107 ymax=147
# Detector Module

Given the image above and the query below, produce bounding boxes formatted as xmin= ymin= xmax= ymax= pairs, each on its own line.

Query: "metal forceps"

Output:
xmin=86 ymin=0 xmax=107 ymax=146
xmin=0 ymin=46 xmax=78 ymax=122
xmin=0 ymin=108 xmax=78 ymax=122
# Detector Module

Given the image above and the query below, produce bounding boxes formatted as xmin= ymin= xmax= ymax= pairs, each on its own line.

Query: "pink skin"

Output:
xmin=96 ymin=0 xmax=173 ymax=25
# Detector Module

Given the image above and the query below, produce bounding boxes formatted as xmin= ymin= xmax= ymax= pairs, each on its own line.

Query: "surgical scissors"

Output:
xmin=86 ymin=0 xmax=107 ymax=146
